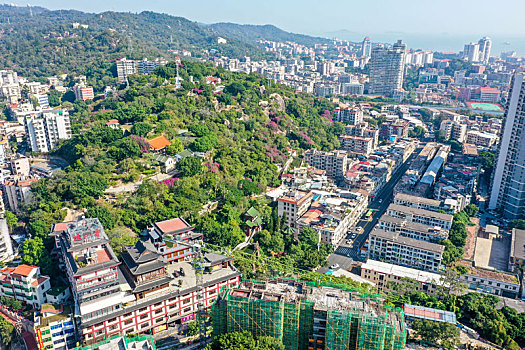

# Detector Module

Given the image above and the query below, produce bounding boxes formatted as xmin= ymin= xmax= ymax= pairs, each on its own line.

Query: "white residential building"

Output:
xmin=368 ymin=228 xmax=444 ymax=272
xmin=339 ymin=135 xmax=375 ymax=156
xmin=304 ymin=149 xmax=348 ymax=179
xmin=0 ymin=264 xmax=51 ymax=306
xmin=361 ymin=260 xmax=443 ymax=293
xmin=0 ymin=70 xmax=21 ymax=104
xmin=335 ymin=107 xmax=364 ymax=124
xmin=25 ymin=109 xmax=71 ymax=153
xmin=0 ymin=219 xmax=14 ymax=262
xmin=466 ymin=131 xmax=498 ymax=148
xmin=386 ymin=203 xmax=453 ymax=230
xmin=277 ymin=191 xmax=314 ymax=229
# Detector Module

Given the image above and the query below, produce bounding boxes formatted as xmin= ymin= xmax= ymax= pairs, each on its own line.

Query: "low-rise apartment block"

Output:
xmin=73 ymin=84 xmax=95 ymax=101
xmin=368 ymin=228 xmax=444 ymax=272
xmin=277 ymin=191 xmax=314 ymax=229
xmin=377 ymin=214 xmax=448 ymax=242
xmin=304 ymin=149 xmax=348 ymax=179
xmin=379 ymin=119 xmax=409 ymax=140
xmin=510 ymin=228 xmax=525 ymax=271
xmin=0 ymin=264 xmax=51 ymax=307
xmin=34 ymin=304 xmax=76 ymax=350
xmin=345 ymin=122 xmax=379 ymax=149
xmin=339 ymin=135 xmax=374 ymax=156
xmin=386 ymin=203 xmax=453 ymax=230
xmin=334 ymin=106 xmax=364 ymax=124
xmin=0 ymin=219 xmax=14 ymax=262
xmin=465 ymin=131 xmax=498 ymax=148
xmin=360 ymin=259 xmax=443 ymax=293
xmin=3 ymin=178 xmax=38 ymax=213
xmin=393 ymin=193 xmax=442 ymax=212
xmin=458 ymin=262 xmax=520 ymax=299
xmin=298 ymin=191 xmax=368 ymax=245
xmin=439 ymin=120 xmax=467 ymax=143
xmin=393 ymin=193 xmax=459 ymax=214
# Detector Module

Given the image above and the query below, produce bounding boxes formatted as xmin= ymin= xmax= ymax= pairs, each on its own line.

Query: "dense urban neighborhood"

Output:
xmin=0 ymin=3 xmax=525 ymax=350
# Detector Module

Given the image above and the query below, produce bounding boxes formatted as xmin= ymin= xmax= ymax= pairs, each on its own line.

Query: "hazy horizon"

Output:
xmin=9 ymin=0 xmax=525 ymax=55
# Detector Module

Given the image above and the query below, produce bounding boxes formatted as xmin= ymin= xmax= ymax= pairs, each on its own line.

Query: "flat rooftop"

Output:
xmin=387 ymin=203 xmax=453 ymax=222
xmin=370 ymin=228 xmax=445 ymax=254
xmin=511 ymin=228 xmax=525 ymax=262
xmin=404 ymin=304 xmax=456 ymax=324
xmin=379 ymin=214 xmax=448 ymax=238
xmin=394 ymin=193 xmax=441 ymax=207
xmin=361 ymin=260 xmax=441 ymax=284
xmin=474 ymin=234 xmax=511 ymax=272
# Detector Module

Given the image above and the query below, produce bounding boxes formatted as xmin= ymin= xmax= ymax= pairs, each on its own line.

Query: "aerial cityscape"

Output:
xmin=0 ymin=1 xmax=524 ymax=350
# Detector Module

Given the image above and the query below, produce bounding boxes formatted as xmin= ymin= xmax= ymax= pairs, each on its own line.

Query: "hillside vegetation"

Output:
xmin=209 ymin=23 xmax=331 ymax=46
xmin=0 ymin=5 xmax=266 ymax=77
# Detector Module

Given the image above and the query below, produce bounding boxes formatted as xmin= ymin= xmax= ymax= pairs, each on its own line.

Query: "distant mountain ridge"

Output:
xmin=209 ymin=22 xmax=331 ymax=47
xmin=0 ymin=5 xmax=267 ymax=77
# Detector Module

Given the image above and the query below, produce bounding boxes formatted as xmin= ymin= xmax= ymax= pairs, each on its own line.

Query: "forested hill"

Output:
xmin=0 ymin=5 xmax=266 ymax=77
xmin=209 ymin=23 xmax=330 ymax=47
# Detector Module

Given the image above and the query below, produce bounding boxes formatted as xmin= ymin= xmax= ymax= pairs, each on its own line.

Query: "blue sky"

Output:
xmin=11 ymin=0 xmax=525 ymax=53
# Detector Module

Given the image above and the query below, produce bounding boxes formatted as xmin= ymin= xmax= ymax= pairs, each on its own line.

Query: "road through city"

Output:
xmin=326 ymin=145 xmax=422 ymax=270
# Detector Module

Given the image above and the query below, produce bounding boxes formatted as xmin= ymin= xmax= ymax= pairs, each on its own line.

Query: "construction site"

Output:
xmin=212 ymin=278 xmax=406 ymax=350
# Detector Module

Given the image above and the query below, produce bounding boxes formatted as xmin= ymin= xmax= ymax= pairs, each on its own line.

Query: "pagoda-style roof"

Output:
xmin=121 ymin=242 xmax=166 ymax=276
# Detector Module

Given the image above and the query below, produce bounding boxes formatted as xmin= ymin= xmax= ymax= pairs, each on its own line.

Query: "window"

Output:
xmin=154 ymin=309 xmax=163 ymax=315
xmin=140 ymin=322 xmax=150 ymax=329
xmin=183 ymin=298 xmax=191 ymax=305
xmin=124 ymin=319 xmax=133 ymax=326
xmin=140 ymin=314 xmax=148 ymax=320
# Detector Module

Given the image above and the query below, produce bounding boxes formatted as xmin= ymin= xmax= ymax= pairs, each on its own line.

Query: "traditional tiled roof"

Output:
xmin=12 ymin=264 xmax=36 ymax=277
xmin=154 ymin=218 xmax=192 ymax=235
xmin=147 ymin=135 xmax=171 ymax=150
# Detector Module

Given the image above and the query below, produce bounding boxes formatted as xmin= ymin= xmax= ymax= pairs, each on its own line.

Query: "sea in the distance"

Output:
xmin=321 ymin=31 xmax=525 ymax=56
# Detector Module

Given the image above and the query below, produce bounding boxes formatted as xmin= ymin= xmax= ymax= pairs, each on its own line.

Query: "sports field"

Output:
xmin=466 ymin=101 xmax=504 ymax=111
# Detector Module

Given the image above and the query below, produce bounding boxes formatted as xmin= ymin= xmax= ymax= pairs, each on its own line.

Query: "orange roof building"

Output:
xmin=147 ymin=135 xmax=171 ymax=151
xmin=0 ymin=264 xmax=51 ymax=306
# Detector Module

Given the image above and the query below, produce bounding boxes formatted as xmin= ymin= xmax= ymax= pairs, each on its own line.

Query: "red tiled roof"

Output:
xmin=31 ymin=276 xmax=48 ymax=287
xmin=12 ymin=264 xmax=36 ymax=277
xmin=147 ymin=135 xmax=171 ymax=150
xmin=106 ymin=119 xmax=119 ymax=125
xmin=404 ymin=306 xmax=444 ymax=320
xmin=97 ymin=249 xmax=111 ymax=264
xmin=155 ymin=218 xmax=191 ymax=234
xmin=51 ymin=221 xmax=73 ymax=233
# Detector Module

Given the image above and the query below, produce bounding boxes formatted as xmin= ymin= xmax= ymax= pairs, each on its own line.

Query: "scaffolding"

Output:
xmin=211 ymin=279 xmax=406 ymax=350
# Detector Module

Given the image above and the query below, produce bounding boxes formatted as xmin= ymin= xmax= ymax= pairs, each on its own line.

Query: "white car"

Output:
xmin=330 ymin=264 xmax=340 ymax=269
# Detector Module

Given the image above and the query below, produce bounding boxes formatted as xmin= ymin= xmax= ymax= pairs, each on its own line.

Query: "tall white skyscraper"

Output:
xmin=361 ymin=37 xmax=372 ymax=58
xmin=463 ymin=42 xmax=480 ymax=62
xmin=489 ymin=71 xmax=525 ymax=219
xmin=478 ymin=37 xmax=492 ymax=63
xmin=369 ymin=40 xmax=406 ymax=96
